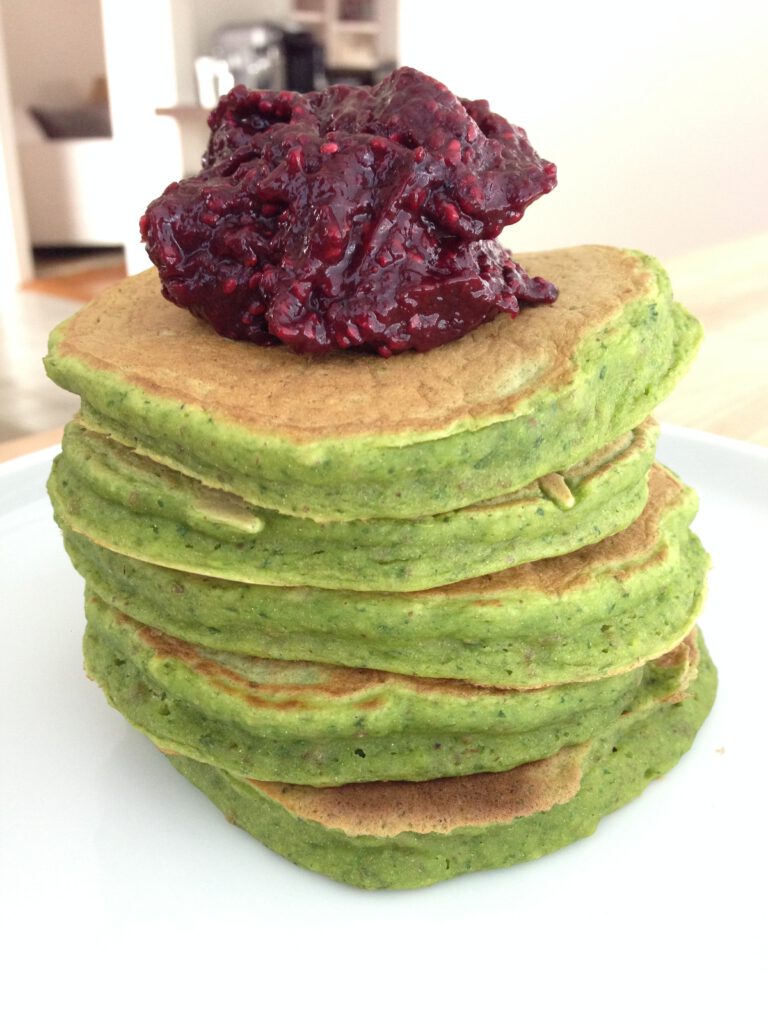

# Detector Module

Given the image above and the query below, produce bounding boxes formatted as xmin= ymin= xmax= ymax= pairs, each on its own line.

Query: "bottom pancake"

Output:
xmin=165 ymin=635 xmax=716 ymax=889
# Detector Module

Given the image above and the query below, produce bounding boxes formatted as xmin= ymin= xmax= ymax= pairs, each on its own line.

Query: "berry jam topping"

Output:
xmin=141 ymin=67 xmax=557 ymax=357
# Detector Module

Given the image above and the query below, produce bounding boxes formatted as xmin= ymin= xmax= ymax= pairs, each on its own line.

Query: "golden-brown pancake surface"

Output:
xmin=45 ymin=245 xmax=702 ymax=518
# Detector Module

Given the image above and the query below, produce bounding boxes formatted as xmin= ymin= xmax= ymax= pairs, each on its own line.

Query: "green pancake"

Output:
xmin=83 ymin=594 xmax=699 ymax=785
xmin=44 ymin=246 xmax=702 ymax=520
xmin=50 ymin=418 xmax=657 ymax=591
xmin=43 ymin=230 xmax=714 ymax=889
xmin=62 ymin=464 xmax=709 ymax=687
xmin=164 ymin=633 xmax=716 ymax=888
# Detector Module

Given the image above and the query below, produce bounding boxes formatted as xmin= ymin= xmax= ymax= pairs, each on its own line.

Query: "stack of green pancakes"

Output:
xmin=45 ymin=245 xmax=716 ymax=889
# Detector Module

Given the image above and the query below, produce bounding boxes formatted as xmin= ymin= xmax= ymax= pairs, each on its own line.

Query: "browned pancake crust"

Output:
xmin=129 ymin=613 xmax=698 ymax=706
xmin=239 ymin=632 xmax=698 ymax=837
xmin=418 ymin=462 xmax=682 ymax=599
xmin=653 ymin=629 xmax=699 ymax=702
xmin=55 ymin=245 xmax=653 ymax=442
xmin=248 ymin=744 xmax=587 ymax=837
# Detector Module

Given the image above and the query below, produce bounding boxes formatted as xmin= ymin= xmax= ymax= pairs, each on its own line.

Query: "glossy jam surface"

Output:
xmin=141 ymin=67 xmax=557 ymax=356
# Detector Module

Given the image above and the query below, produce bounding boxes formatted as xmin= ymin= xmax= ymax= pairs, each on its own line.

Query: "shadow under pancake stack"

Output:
xmin=45 ymin=244 xmax=716 ymax=889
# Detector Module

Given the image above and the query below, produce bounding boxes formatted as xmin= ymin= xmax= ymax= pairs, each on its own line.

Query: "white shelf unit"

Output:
xmin=291 ymin=0 xmax=397 ymax=73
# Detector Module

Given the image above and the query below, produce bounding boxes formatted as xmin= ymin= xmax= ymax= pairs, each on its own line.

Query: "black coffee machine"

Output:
xmin=209 ymin=22 xmax=324 ymax=95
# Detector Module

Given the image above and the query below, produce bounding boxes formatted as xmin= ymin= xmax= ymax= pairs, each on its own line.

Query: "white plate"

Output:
xmin=1 ymin=425 xmax=766 ymax=1021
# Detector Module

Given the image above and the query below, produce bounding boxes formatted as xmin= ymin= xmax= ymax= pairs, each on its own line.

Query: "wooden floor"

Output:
xmin=654 ymin=233 xmax=768 ymax=447
xmin=0 ymin=251 xmax=128 ymax=445
xmin=24 ymin=255 xmax=127 ymax=302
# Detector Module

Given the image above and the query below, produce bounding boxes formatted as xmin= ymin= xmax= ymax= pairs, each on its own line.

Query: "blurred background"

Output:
xmin=0 ymin=0 xmax=766 ymax=447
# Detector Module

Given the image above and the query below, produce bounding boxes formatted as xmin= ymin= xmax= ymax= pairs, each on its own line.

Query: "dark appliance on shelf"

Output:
xmin=206 ymin=22 xmax=324 ymax=97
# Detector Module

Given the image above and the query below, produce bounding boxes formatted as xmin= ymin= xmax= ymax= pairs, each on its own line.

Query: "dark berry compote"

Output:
xmin=141 ymin=67 xmax=557 ymax=357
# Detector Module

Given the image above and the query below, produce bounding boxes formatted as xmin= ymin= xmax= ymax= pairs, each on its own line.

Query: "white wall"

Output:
xmin=101 ymin=0 xmax=296 ymax=271
xmin=0 ymin=9 xmax=30 ymax=290
xmin=100 ymin=0 xmax=186 ymax=273
xmin=399 ymin=0 xmax=768 ymax=259
xmin=1 ymin=0 xmax=114 ymax=272
xmin=0 ymin=0 xmax=107 ymax=107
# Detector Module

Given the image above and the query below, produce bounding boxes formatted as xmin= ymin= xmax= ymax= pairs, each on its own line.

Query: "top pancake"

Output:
xmin=49 ymin=245 xmax=656 ymax=443
xmin=46 ymin=243 xmax=702 ymax=519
